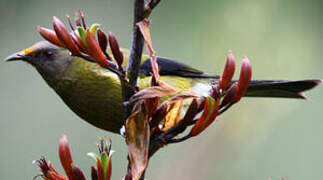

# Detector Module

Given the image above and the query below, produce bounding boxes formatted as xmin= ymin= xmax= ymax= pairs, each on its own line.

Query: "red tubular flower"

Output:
xmin=35 ymin=136 xmax=114 ymax=180
xmin=96 ymin=157 xmax=104 ymax=180
xmin=35 ymin=157 xmax=68 ymax=180
xmin=190 ymin=97 xmax=220 ymax=136
xmin=58 ymin=135 xmax=75 ymax=180
xmin=53 ymin=16 xmax=80 ymax=55
xmin=71 ymin=33 xmax=88 ymax=53
xmin=220 ymin=51 xmax=236 ymax=91
xmin=234 ymin=56 xmax=252 ymax=102
xmin=37 ymin=26 xmax=66 ymax=48
xmin=107 ymin=157 xmax=112 ymax=180
xmin=86 ymin=29 xmax=109 ymax=68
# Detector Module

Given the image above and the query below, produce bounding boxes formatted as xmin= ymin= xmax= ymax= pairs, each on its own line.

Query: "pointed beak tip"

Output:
xmin=4 ymin=52 xmax=25 ymax=62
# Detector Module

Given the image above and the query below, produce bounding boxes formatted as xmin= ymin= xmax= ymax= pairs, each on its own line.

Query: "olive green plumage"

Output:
xmin=54 ymin=55 xmax=199 ymax=133
xmin=5 ymin=41 xmax=321 ymax=134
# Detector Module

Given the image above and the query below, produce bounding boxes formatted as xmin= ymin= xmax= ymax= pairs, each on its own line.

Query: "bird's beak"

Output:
xmin=4 ymin=47 xmax=34 ymax=62
xmin=4 ymin=51 xmax=26 ymax=62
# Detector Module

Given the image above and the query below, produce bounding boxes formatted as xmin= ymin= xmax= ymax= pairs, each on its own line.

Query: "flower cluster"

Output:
xmin=124 ymin=48 xmax=252 ymax=178
xmin=37 ymin=11 xmax=123 ymax=71
xmin=34 ymin=136 xmax=113 ymax=180
xmin=128 ymin=50 xmax=252 ymax=141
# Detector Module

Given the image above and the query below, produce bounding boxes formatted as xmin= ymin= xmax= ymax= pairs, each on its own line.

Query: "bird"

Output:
xmin=5 ymin=41 xmax=321 ymax=134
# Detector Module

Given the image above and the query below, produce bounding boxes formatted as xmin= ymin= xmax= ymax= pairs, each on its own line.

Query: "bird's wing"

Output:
xmin=139 ymin=57 xmax=219 ymax=78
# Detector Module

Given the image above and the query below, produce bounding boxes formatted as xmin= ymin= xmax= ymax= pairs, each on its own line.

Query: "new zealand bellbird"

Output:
xmin=5 ymin=41 xmax=321 ymax=134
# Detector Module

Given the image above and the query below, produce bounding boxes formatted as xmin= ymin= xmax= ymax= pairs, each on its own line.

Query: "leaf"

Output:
xmin=190 ymin=96 xmax=219 ymax=136
xmin=125 ymin=111 xmax=150 ymax=180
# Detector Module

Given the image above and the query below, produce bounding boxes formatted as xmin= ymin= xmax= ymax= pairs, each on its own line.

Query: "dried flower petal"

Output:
xmin=126 ymin=111 xmax=149 ymax=180
xmin=162 ymin=100 xmax=184 ymax=131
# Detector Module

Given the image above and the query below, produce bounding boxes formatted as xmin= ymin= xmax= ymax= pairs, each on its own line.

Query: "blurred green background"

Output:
xmin=1 ymin=0 xmax=322 ymax=179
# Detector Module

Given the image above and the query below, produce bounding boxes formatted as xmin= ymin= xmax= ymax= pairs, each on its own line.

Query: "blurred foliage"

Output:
xmin=0 ymin=0 xmax=322 ymax=179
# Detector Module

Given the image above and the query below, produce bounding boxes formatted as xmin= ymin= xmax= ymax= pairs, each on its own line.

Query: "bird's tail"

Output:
xmin=243 ymin=79 xmax=322 ymax=99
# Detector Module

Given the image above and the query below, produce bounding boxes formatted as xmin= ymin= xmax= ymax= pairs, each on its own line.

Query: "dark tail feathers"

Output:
xmin=244 ymin=79 xmax=322 ymax=99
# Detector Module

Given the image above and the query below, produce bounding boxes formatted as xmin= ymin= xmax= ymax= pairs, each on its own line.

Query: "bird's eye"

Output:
xmin=45 ymin=50 xmax=54 ymax=59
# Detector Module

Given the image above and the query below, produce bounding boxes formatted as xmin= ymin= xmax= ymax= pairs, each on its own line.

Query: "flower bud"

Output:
xmin=37 ymin=26 xmax=66 ymax=48
xmin=234 ymin=56 xmax=252 ymax=102
xmin=108 ymin=32 xmax=124 ymax=67
xmin=97 ymin=29 xmax=108 ymax=52
xmin=220 ymin=51 xmax=235 ymax=91
xmin=53 ymin=16 xmax=80 ymax=55
xmin=58 ymin=135 xmax=75 ymax=180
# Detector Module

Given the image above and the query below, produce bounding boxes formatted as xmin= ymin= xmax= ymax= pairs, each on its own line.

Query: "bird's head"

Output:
xmin=5 ymin=41 xmax=72 ymax=82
